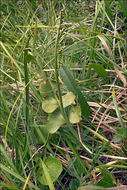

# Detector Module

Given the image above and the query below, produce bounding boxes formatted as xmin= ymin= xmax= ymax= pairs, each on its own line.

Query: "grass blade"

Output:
xmin=40 ymin=159 xmax=55 ymax=190
xmin=112 ymin=88 xmax=127 ymax=139
xmin=0 ymin=164 xmax=40 ymax=190
xmin=60 ymin=64 xmax=91 ymax=120
xmin=118 ymin=0 xmax=127 ymax=17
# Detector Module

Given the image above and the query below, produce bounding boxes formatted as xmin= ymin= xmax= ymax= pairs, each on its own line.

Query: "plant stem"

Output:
xmin=54 ymin=10 xmax=68 ymax=122
xmin=23 ymin=35 xmax=31 ymax=150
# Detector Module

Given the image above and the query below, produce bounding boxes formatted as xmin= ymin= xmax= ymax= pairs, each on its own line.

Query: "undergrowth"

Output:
xmin=0 ymin=0 xmax=127 ymax=189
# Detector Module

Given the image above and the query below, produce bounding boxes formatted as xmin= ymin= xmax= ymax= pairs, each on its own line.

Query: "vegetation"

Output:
xmin=0 ymin=0 xmax=127 ymax=189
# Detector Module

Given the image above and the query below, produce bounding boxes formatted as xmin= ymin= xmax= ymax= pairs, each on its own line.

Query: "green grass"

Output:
xmin=0 ymin=0 xmax=127 ymax=189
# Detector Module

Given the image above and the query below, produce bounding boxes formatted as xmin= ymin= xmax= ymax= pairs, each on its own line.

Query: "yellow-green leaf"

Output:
xmin=69 ymin=106 xmax=82 ymax=124
xmin=38 ymin=157 xmax=62 ymax=187
xmin=42 ymin=97 xmax=58 ymax=113
xmin=45 ymin=110 xmax=65 ymax=134
xmin=39 ymin=159 xmax=55 ymax=190
xmin=62 ymin=92 xmax=76 ymax=108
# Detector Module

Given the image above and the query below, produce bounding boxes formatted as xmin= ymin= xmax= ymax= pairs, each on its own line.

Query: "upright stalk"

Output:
xmin=23 ymin=35 xmax=31 ymax=151
xmin=54 ymin=13 xmax=90 ymax=177
xmin=54 ymin=11 xmax=68 ymax=122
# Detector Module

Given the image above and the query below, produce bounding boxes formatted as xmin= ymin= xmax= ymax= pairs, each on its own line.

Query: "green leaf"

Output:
xmin=69 ymin=106 xmax=82 ymax=124
xmin=97 ymin=168 xmax=114 ymax=188
xmin=62 ymin=92 xmax=76 ymax=108
xmin=42 ymin=92 xmax=76 ymax=113
xmin=44 ymin=110 xmax=65 ymax=134
xmin=33 ymin=121 xmax=53 ymax=153
xmin=60 ymin=64 xmax=90 ymax=120
xmin=86 ymin=63 xmax=92 ymax=79
xmin=38 ymin=157 xmax=62 ymax=186
xmin=42 ymin=97 xmax=58 ymax=113
xmin=92 ymin=63 xmax=108 ymax=78
xmin=39 ymin=159 xmax=55 ymax=190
